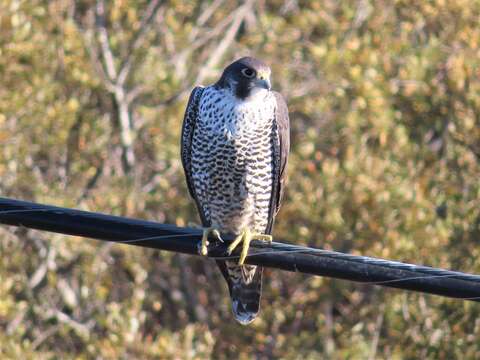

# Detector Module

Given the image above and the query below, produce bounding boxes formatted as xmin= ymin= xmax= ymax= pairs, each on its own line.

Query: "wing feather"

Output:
xmin=266 ymin=91 xmax=290 ymax=234
xmin=180 ymin=86 xmax=209 ymax=226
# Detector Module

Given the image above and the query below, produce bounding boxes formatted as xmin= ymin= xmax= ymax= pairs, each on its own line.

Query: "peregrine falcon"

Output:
xmin=181 ymin=57 xmax=290 ymax=324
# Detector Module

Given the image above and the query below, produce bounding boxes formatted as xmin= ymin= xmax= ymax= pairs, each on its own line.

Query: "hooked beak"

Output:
xmin=255 ymin=78 xmax=271 ymax=91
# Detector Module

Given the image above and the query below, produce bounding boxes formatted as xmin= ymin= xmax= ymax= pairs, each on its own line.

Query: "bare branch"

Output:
xmin=44 ymin=308 xmax=94 ymax=339
xmin=29 ymin=246 xmax=56 ymax=289
xmin=188 ymin=0 xmax=226 ymax=43
xmin=186 ymin=8 xmax=240 ymax=53
xmin=31 ymin=325 xmax=60 ymax=350
xmin=79 ymin=23 xmax=116 ymax=92
xmin=117 ymin=0 xmax=165 ymax=85
xmin=368 ymin=305 xmax=385 ymax=360
xmin=195 ymin=0 xmax=255 ymax=84
xmin=95 ymin=0 xmax=117 ymax=81
xmin=6 ymin=308 xmax=27 ymax=335
xmin=115 ymin=86 xmax=136 ymax=170
xmin=126 ymin=84 xmax=148 ymax=104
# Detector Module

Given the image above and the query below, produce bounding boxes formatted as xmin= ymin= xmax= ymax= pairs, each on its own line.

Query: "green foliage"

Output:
xmin=1 ymin=0 xmax=480 ymax=358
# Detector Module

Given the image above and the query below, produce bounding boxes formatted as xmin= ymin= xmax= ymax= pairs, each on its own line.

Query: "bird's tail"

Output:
xmin=216 ymin=261 xmax=263 ymax=325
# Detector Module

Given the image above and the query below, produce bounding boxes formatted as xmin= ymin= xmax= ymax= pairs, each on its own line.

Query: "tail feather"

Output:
xmin=216 ymin=260 xmax=263 ymax=325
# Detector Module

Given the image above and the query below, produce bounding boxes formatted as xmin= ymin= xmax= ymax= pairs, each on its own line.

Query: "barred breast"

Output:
xmin=190 ymin=86 xmax=276 ymax=236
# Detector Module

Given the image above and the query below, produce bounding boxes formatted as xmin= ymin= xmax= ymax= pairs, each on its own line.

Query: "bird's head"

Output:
xmin=216 ymin=57 xmax=272 ymax=100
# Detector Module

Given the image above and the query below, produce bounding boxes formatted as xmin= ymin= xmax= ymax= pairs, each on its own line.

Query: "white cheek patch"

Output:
xmin=248 ymin=87 xmax=269 ymax=100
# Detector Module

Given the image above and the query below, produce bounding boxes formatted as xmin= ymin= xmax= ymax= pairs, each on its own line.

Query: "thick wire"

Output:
xmin=2 ymin=207 xmax=480 ymax=300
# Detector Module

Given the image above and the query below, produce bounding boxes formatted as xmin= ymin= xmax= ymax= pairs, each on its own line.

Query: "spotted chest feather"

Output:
xmin=190 ymin=86 xmax=277 ymax=235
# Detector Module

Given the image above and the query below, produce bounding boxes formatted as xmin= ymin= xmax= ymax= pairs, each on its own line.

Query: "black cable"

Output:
xmin=1 ymin=196 xmax=480 ymax=301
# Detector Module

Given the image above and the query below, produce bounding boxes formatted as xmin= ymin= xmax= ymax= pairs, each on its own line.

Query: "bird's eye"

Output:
xmin=241 ymin=68 xmax=256 ymax=78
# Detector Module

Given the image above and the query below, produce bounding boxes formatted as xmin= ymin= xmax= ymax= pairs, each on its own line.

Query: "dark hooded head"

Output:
xmin=216 ymin=57 xmax=272 ymax=100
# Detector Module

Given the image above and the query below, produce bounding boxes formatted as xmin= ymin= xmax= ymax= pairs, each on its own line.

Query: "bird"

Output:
xmin=180 ymin=56 xmax=290 ymax=324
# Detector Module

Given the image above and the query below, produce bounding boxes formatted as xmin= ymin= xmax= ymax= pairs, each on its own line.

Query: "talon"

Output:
xmin=227 ymin=228 xmax=273 ymax=265
xmin=211 ymin=229 xmax=223 ymax=242
xmin=238 ymin=228 xmax=252 ymax=265
xmin=227 ymin=231 xmax=245 ymax=255
xmin=200 ymin=227 xmax=222 ymax=256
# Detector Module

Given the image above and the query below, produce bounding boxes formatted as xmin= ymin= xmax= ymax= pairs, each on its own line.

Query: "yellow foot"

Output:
xmin=200 ymin=227 xmax=222 ymax=256
xmin=227 ymin=228 xmax=273 ymax=265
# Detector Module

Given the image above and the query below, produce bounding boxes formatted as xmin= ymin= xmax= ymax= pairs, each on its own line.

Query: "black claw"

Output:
xmin=208 ymin=231 xmax=223 ymax=243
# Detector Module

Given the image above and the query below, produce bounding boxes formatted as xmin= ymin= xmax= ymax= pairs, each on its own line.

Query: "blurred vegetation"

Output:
xmin=1 ymin=0 xmax=480 ymax=358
